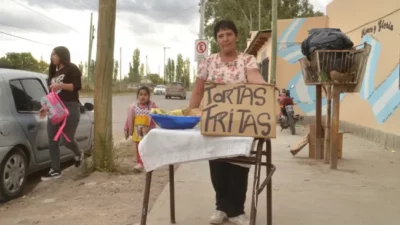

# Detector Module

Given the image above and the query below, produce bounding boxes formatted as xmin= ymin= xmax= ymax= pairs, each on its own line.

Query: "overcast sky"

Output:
xmin=0 ymin=0 xmax=332 ymax=79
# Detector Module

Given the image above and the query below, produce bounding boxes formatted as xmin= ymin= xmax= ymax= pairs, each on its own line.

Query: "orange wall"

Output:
xmin=270 ymin=4 xmax=400 ymax=135
xmin=326 ymin=0 xmax=400 ymax=135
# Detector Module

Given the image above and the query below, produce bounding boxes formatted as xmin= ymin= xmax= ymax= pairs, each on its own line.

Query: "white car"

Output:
xmin=153 ymin=85 xmax=166 ymax=95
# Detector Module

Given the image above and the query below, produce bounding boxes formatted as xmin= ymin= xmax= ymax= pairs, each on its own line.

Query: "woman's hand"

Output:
xmin=39 ymin=107 xmax=48 ymax=119
xmin=49 ymin=83 xmax=63 ymax=92
xmin=49 ymin=83 xmax=74 ymax=92
xmin=247 ymin=69 xmax=267 ymax=84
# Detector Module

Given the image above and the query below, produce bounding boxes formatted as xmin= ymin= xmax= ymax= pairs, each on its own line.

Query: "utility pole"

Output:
xmin=199 ymin=0 xmax=206 ymax=39
xmin=196 ymin=0 xmax=206 ymax=73
xmin=258 ymin=0 xmax=261 ymax=30
xmin=119 ymin=47 xmax=122 ymax=81
xmin=270 ymin=0 xmax=278 ymax=84
xmin=145 ymin=55 xmax=148 ymax=76
xmin=163 ymin=47 xmax=170 ymax=84
xmin=93 ymin=0 xmax=117 ymax=171
xmin=87 ymin=12 xmax=94 ymax=82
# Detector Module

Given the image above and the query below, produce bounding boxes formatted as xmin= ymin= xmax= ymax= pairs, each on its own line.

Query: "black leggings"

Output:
xmin=47 ymin=101 xmax=81 ymax=172
xmin=209 ymin=160 xmax=250 ymax=217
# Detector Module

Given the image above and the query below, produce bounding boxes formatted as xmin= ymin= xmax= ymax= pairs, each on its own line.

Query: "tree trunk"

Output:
xmin=93 ymin=0 xmax=116 ymax=171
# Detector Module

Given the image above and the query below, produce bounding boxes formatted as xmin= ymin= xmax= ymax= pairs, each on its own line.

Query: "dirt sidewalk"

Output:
xmin=0 ymin=141 xmax=173 ymax=225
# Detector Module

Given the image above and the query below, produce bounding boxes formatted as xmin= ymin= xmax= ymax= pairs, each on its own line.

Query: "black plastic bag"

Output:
xmin=301 ymin=28 xmax=354 ymax=60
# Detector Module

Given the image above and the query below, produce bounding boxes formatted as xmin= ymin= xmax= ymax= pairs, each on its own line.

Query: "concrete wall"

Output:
xmin=268 ymin=2 xmax=400 ymax=149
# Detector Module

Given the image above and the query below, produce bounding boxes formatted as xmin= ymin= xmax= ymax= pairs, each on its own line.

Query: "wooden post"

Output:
xmin=315 ymin=85 xmax=323 ymax=159
xmin=270 ymin=0 xmax=278 ymax=85
xmin=324 ymin=85 xmax=332 ymax=164
xmin=93 ymin=0 xmax=116 ymax=170
xmin=330 ymin=85 xmax=340 ymax=169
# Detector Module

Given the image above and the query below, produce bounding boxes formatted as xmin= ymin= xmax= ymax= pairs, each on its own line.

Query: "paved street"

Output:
xmin=81 ymin=92 xmax=192 ymax=141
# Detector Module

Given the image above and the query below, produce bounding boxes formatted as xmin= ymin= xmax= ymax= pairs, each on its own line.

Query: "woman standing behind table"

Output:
xmin=189 ymin=20 xmax=266 ymax=225
xmin=40 ymin=46 xmax=83 ymax=181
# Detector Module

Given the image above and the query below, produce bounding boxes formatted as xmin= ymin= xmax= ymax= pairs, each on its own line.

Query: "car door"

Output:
xmin=74 ymin=102 xmax=92 ymax=152
xmin=9 ymin=78 xmax=49 ymax=164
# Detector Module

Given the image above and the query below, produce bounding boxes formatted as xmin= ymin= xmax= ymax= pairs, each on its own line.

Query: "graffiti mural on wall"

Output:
xmin=278 ymin=18 xmax=400 ymax=123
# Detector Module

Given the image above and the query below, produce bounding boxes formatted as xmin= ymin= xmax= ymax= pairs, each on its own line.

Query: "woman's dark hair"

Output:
xmin=137 ymin=86 xmax=151 ymax=98
xmin=49 ymin=46 xmax=71 ymax=80
xmin=213 ymin=20 xmax=238 ymax=39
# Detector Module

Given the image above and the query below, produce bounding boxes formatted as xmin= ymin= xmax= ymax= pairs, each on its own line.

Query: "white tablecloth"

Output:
xmin=139 ymin=128 xmax=254 ymax=171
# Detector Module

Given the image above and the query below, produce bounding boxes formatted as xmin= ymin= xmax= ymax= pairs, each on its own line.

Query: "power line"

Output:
xmin=0 ymin=30 xmax=53 ymax=47
xmin=117 ymin=3 xmax=198 ymax=30
xmin=162 ymin=3 xmax=198 ymax=20
xmin=8 ymin=0 xmax=79 ymax=33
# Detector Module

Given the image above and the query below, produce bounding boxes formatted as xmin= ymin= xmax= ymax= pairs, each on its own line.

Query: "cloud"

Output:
xmin=20 ymin=0 xmax=200 ymax=25
xmin=0 ymin=6 xmax=69 ymax=33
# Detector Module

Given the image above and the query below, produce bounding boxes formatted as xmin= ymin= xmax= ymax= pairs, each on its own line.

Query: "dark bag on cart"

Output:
xmin=301 ymin=28 xmax=354 ymax=60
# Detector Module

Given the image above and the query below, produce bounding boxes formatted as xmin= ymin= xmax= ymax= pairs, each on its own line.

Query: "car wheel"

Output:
xmin=0 ymin=148 xmax=27 ymax=201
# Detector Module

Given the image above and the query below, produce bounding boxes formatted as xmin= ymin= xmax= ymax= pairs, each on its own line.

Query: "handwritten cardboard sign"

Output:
xmin=200 ymin=83 xmax=276 ymax=138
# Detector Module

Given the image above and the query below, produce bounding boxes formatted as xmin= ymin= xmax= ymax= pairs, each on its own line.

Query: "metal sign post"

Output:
xmin=195 ymin=39 xmax=208 ymax=62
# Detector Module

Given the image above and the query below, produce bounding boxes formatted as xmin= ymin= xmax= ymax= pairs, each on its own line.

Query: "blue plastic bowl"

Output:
xmin=150 ymin=114 xmax=201 ymax=129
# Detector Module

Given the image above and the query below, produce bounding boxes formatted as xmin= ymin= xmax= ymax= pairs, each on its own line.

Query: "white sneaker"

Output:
xmin=210 ymin=210 xmax=227 ymax=224
xmin=133 ymin=163 xmax=144 ymax=173
xmin=228 ymin=214 xmax=249 ymax=225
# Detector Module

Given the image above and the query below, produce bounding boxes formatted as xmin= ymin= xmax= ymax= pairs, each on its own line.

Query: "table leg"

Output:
xmin=141 ymin=171 xmax=153 ymax=225
xmin=266 ymin=140 xmax=272 ymax=225
xmin=249 ymin=139 xmax=264 ymax=225
xmin=169 ymin=165 xmax=176 ymax=223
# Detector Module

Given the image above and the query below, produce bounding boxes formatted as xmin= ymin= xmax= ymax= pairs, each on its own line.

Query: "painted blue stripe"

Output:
xmin=278 ymin=45 xmax=304 ymax=64
xmin=278 ymin=44 xmax=300 ymax=56
xmin=359 ymin=35 xmax=381 ymax=100
xmin=287 ymin=52 xmax=304 ymax=64
xmin=285 ymin=71 xmax=347 ymax=114
xmin=285 ymin=18 xmax=306 ymax=44
xmin=278 ymin=18 xmax=306 ymax=47
xmin=368 ymin=65 xmax=399 ymax=105
xmin=371 ymin=65 xmax=400 ymax=123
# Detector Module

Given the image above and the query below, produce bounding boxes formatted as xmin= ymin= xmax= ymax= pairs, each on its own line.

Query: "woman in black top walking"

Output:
xmin=40 ymin=46 xmax=83 ymax=181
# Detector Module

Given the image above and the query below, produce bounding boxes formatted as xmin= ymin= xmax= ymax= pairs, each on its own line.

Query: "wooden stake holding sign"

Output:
xmin=200 ymin=83 xmax=277 ymax=138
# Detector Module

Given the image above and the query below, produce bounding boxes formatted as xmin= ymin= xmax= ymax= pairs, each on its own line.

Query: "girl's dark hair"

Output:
xmin=213 ymin=20 xmax=238 ymax=39
xmin=137 ymin=86 xmax=151 ymax=98
xmin=49 ymin=46 xmax=71 ymax=80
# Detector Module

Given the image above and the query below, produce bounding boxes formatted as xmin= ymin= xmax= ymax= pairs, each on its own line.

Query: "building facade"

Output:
xmin=246 ymin=0 xmax=399 ymax=149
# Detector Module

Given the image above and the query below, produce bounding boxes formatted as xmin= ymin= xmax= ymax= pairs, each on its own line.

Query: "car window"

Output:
xmin=10 ymin=80 xmax=30 ymax=112
xmin=10 ymin=79 xmax=46 ymax=112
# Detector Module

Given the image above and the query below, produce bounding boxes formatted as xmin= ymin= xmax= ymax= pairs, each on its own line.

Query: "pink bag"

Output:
xmin=41 ymin=89 xmax=71 ymax=142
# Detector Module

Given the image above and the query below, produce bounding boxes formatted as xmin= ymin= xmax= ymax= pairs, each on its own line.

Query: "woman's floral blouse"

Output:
xmin=196 ymin=52 xmax=259 ymax=83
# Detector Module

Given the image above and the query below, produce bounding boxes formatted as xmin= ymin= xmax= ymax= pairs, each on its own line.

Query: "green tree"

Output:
xmin=89 ymin=59 xmax=96 ymax=84
xmin=140 ymin=63 xmax=145 ymax=78
xmin=204 ymin=0 xmax=324 ymax=53
xmin=113 ymin=60 xmax=119 ymax=82
xmin=147 ymin=73 xmax=163 ymax=85
xmin=84 ymin=62 xmax=88 ymax=78
xmin=175 ymin=54 xmax=184 ymax=83
xmin=182 ymin=58 xmax=191 ymax=88
xmin=0 ymin=52 xmax=40 ymax=72
xmin=128 ymin=62 xmax=133 ymax=81
xmin=78 ymin=61 xmax=84 ymax=73
xmin=132 ymin=48 xmax=141 ymax=83
xmin=166 ymin=58 xmax=175 ymax=83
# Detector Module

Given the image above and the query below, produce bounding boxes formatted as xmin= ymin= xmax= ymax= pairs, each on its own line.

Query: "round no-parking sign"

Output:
xmin=195 ymin=39 xmax=208 ymax=62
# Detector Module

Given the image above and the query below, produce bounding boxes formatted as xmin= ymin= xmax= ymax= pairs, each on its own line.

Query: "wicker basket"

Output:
xmin=299 ymin=42 xmax=371 ymax=88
